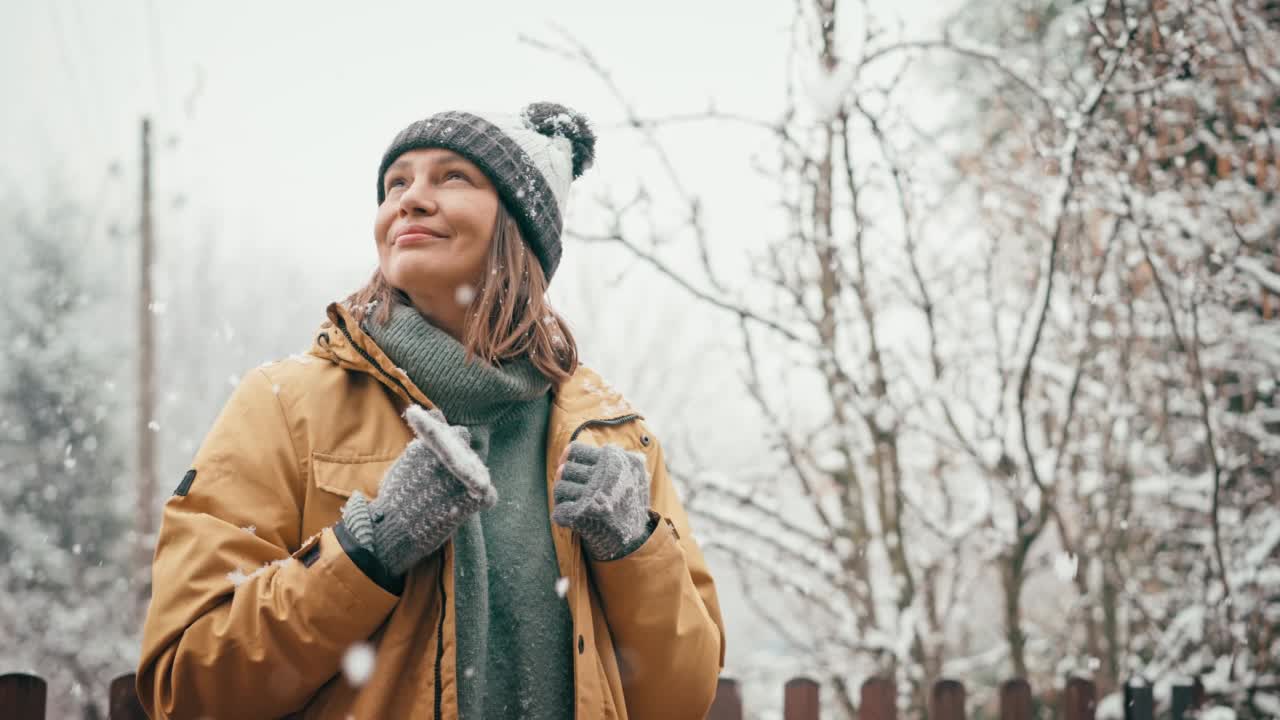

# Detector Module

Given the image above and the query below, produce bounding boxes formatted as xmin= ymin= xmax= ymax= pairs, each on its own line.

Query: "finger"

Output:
xmin=566 ymin=442 xmax=603 ymax=466
xmin=560 ymin=460 xmax=596 ymax=486
xmin=551 ymin=502 xmax=579 ymax=528
xmin=553 ymin=479 xmax=587 ymax=505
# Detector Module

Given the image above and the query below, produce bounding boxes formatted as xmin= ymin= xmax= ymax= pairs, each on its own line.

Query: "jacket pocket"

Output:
xmin=302 ymin=453 xmax=398 ymax=540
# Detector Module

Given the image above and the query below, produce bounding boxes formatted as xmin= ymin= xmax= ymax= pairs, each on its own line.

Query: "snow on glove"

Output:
xmin=552 ymin=442 xmax=655 ymax=561
xmin=341 ymin=405 xmax=496 ymax=577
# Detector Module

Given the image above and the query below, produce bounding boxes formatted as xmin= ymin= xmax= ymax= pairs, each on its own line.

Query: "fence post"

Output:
xmin=1063 ymin=677 xmax=1097 ymax=720
xmin=1170 ymin=680 xmax=1203 ymax=720
xmin=0 ymin=673 xmax=47 ymax=720
xmin=1123 ymin=681 xmax=1153 ymax=720
xmin=999 ymin=679 xmax=1033 ymax=720
xmin=859 ymin=676 xmax=896 ymax=720
xmin=708 ymin=677 xmax=743 ymax=720
xmin=109 ymin=673 xmax=147 ymax=720
xmin=784 ymin=677 xmax=820 ymax=720
xmin=932 ymin=679 xmax=966 ymax=720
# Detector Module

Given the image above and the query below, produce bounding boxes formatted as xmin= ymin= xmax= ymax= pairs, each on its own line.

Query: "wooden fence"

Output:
xmin=706 ymin=676 xmax=1208 ymax=720
xmin=0 ymin=671 xmax=1209 ymax=720
xmin=1 ymin=672 xmax=147 ymax=720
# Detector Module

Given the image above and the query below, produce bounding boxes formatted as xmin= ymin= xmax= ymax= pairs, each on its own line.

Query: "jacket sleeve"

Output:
xmin=135 ymin=368 xmax=400 ymax=720
xmin=587 ymin=428 xmax=726 ymax=719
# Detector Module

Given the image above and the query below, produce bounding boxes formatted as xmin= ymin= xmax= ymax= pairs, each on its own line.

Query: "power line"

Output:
xmin=142 ymin=0 xmax=169 ymax=114
xmin=45 ymin=1 xmax=101 ymax=150
xmin=68 ymin=0 xmax=112 ymax=115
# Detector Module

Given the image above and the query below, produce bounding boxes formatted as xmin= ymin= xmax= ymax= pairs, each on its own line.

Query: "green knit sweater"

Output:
xmin=364 ymin=303 xmax=574 ymax=720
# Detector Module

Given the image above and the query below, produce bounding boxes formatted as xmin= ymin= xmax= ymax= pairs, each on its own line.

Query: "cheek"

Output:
xmin=374 ymin=204 xmax=397 ymax=272
xmin=373 ymin=203 xmax=394 ymax=244
xmin=376 ymin=239 xmax=392 ymax=275
xmin=458 ymin=203 xmax=497 ymax=262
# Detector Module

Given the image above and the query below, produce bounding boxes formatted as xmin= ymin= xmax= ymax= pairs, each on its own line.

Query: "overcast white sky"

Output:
xmin=5 ymin=1 xmax=798 ymax=263
xmin=2 ymin=0 xmax=953 ymax=280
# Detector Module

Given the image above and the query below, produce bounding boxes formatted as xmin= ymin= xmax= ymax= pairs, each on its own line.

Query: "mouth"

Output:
xmin=394 ymin=225 xmax=448 ymax=246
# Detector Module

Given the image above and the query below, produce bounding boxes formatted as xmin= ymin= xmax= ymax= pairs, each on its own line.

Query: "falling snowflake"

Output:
xmin=342 ymin=643 xmax=376 ymax=687
xmin=555 ymin=577 xmax=570 ymax=598
xmin=147 ymin=420 xmax=160 ymax=432
xmin=455 ymin=284 xmax=476 ymax=306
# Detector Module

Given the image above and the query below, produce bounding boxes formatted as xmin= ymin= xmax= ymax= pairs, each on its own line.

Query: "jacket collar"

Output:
xmin=311 ymin=302 xmax=432 ymax=407
xmin=310 ymin=302 xmax=642 ymax=435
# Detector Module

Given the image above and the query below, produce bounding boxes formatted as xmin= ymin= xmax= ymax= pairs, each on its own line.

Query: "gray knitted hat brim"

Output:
xmin=377 ymin=111 xmax=564 ymax=280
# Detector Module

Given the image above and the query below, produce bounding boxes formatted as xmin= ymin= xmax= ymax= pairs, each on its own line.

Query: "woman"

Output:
xmin=136 ymin=102 xmax=725 ymax=719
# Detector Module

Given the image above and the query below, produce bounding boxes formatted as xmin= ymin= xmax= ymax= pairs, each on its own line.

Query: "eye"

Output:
xmin=444 ymin=170 xmax=472 ymax=184
xmin=386 ymin=176 xmax=407 ymax=191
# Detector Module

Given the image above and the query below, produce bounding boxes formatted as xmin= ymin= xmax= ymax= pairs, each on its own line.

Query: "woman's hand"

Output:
xmin=551 ymin=442 xmax=654 ymax=561
xmin=341 ymin=405 xmax=496 ymax=576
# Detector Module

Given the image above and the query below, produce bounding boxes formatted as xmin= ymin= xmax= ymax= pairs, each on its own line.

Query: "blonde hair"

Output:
xmin=344 ymin=203 xmax=579 ymax=386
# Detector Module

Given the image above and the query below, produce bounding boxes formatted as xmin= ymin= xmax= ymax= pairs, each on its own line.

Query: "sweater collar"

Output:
xmin=360 ymin=302 xmax=550 ymax=426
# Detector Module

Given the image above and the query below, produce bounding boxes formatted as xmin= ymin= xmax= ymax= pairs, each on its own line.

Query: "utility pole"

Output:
xmin=136 ymin=116 xmax=157 ymax=606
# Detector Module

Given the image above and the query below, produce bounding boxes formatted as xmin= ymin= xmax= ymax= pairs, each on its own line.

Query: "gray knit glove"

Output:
xmin=341 ymin=405 xmax=496 ymax=577
xmin=552 ymin=442 xmax=654 ymax=561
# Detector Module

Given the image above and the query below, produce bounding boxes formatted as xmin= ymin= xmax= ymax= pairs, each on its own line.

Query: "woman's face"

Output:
xmin=375 ymin=148 xmax=499 ymax=305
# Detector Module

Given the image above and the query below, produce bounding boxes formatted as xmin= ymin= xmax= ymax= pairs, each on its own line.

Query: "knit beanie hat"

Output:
xmin=376 ymin=102 xmax=597 ymax=282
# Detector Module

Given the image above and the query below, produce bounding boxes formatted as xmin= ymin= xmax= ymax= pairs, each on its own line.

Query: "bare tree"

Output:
xmin=527 ymin=0 xmax=1278 ymax=716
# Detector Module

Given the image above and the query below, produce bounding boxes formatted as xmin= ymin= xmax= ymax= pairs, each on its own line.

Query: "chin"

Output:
xmin=385 ymin=257 xmax=451 ymax=297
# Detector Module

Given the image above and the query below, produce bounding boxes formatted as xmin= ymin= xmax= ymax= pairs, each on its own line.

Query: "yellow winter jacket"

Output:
xmin=136 ymin=302 xmax=725 ymax=719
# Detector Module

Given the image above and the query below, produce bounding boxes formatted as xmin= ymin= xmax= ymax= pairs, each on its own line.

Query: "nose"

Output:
xmin=398 ymin=178 xmax=439 ymax=217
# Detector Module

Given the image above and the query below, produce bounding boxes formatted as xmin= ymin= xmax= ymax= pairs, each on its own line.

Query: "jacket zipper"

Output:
xmin=333 ymin=313 xmax=420 ymax=404
xmin=434 ymin=560 xmax=446 ymax=720
xmin=334 ymin=313 xmax=448 ymax=718
xmin=569 ymin=414 xmax=642 ymax=442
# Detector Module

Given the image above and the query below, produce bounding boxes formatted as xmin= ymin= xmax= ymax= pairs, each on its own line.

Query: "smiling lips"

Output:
xmin=395 ymin=224 xmax=448 ymax=246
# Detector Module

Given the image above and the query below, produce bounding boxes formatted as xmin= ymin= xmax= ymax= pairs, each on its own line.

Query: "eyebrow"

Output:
xmin=386 ymin=153 xmax=476 ymax=176
xmin=434 ymin=154 xmax=476 ymax=172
